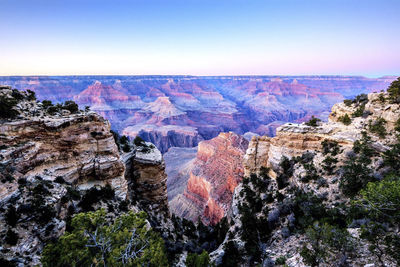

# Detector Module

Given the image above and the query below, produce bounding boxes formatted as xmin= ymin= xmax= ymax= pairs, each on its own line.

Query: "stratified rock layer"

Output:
xmin=123 ymin=143 xmax=169 ymax=216
xmin=0 ymin=87 xmax=170 ymax=265
xmin=169 ymin=132 xmax=248 ymax=225
xmin=0 ymin=91 xmax=126 ymax=199
xmin=0 ymin=76 xmax=394 ymax=152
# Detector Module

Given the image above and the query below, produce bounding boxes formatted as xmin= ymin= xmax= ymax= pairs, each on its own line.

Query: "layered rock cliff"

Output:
xmin=168 ymin=132 xmax=248 ymax=225
xmin=0 ymin=87 xmax=169 ymax=265
xmin=123 ymin=141 xmax=169 ymax=217
xmin=210 ymin=90 xmax=400 ymax=266
xmin=1 ymin=76 xmax=394 ymax=153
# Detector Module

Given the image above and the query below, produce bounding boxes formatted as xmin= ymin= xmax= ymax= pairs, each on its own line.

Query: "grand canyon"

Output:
xmin=0 ymin=76 xmax=394 ymax=153
xmin=0 ymin=75 xmax=395 ymax=224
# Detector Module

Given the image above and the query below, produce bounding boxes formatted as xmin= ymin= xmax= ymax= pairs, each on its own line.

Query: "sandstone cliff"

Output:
xmin=168 ymin=132 xmax=248 ymax=225
xmin=211 ymin=90 xmax=400 ymax=266
xmin=123 ymin=141 xmax=169 ymax=217
xmin=1 ymin=76 xmax=393 ymax=154
xmin=0 ymin=87 xmax=169 ymax=265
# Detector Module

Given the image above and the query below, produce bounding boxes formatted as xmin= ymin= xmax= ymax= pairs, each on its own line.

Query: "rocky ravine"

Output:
xmin=168 ymin=132 xmax=248 ymax=225
xmin=210 ymin=90 xmax=400 ymax=266
xmin=0 ymin=86 xmax=169 ymax=265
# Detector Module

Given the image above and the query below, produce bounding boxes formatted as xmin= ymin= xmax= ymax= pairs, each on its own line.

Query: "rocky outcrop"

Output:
xmin=123 ymin=142 xmax=169 ymax=216
xmin=0 ymin=87 xmax=170 ymax=265
xmin=0 ymin=88 xmax=127 ymax=199
xmin=169 ymin=132 xmax=248 ymax=225
xmin=211 ymin=90 xmax=400 ymax=266
xmin=0 ymin=87 xmax=132 ymax=265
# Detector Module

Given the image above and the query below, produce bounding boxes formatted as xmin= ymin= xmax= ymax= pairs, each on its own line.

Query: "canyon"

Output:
xmin=167 ymin=132 xmax=248 ymax=225
xmin=1 ymin=83 xmax=399 ymax=266
xmin=0 ymin=76 xmax=394 ymax=153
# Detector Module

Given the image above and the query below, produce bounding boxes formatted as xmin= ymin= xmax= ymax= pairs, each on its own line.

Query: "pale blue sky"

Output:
xmin=0 ymin=0 xmax=399 ymax=76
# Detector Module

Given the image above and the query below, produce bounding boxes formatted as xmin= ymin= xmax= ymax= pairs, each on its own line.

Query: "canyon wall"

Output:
xmin=0 ymin=76 xmax=394 ymax=153
xmin=0 ymin=87 xmax=169 ymax=265
xmin=211 ymin=90 xmax=400 ymax=266
xmin=167 ymin=132 xmax=248 ymax=225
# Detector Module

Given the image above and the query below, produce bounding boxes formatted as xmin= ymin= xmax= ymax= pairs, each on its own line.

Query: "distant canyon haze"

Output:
xmin=0 ymin=75 xmax=394 ymax=153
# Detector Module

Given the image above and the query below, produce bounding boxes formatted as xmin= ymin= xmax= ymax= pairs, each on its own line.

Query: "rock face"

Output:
xmin=211 ymin=90 xmax=400 ymax=266
xmin=0 ymin=88 xmax=126 ymax=199
xmin=168 ymin=132 xmax=248 ymax=225
xmin=123 ymin=142 xmax=169 ymax=216
xmin=245 ymin=91 xmax=400 ymax=179
xmin=0 ymin=76 xmax=394 ymax=153
xmin=164 ymin=147 xmax=197 ymax=201
xmin=0 ymin=87 xmax=170 ymax=265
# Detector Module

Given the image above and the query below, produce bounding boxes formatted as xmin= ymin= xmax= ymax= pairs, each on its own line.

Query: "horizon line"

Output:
xmin=0 ymin=74 xmax=397 ymax=79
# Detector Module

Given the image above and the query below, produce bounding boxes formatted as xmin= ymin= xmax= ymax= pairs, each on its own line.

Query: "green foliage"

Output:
xmin=321 ymin=140 xmax=340 ymax=156
xmin=63 ymin=100 xmax=79 ymax=113
xmin=186 ymin=250 xmax=210 ymax=267
xmin=338 ymin=113 xmax=351 ymax=125
xmin=368 ymin=117 xmax=387 ymax=138
xmin=46 ymin=105 xmax=59 ymax=115
xmin=354 ymin=93 xmax=368 ymax=105
xmin=134 ymin=136 xmax=146 ymax=146
xmin=339 ymin=157 xmax=374 ymax=197
xmin=238 ymin=174 xmax=271 ymax=261
xmin=377 ymin=93 xmax=386 ymax=103
xmin=352 ymin=103 xmax=365 ymax=117
xmin=5 ymin=229 xmax=19 ymax=245
xmin=5 ymin=206 xmax=19 ymax=227
xmin=395 ymin=118 xmax=400 ymax=132
xmin=19 ymin=180 xmax=57 ymax=225
xmin=387 ymin=77 xmax=400 ymax=103
xmin=275 ymin=256 xmax=287 ymax=265
xmin=300 ymin=162 xmax=320 ymax=182
xmin=111 ymin=130 xmax=132 ymax=153
xmin=321 ymin=156 xmax=338 ymax=175
xmin=352 ymin=132 xmax=376 ymax=161
xmin=356 ymin=177 xmax=400 ymax=265
xmin=305 ymin=116 xmax=321 ymax=127
xmin=43 ymin=100 xmax=79 ymax=115
xmin=41 ymin=100 xmax=53 ymax=109
xmin=339 ymin=132 xmax=377 ymax=196
xmin=78 ymin=184 xmax=115 ymax=212
xmin=360 ymin=222 xmax=400 ymax=266
xmin=120 ymin=135 xmax=131 ymax=152
xmin=221 ymin=241 xmax=241 ymax=267
xmin=41 ymin=209 xmax=168 ymax=267
xmin=277 ymin=156 xmax=294 ymax=189
xmin=0 ymin=95 xmax=18 ymax=119
xmin=359 ymin=179 xmax=400 ymax=224
xmin=383 ymin=138 xmax=400 ymax=174
xmin=343 ymin=99 xmax=352 ymax=106
xmin=300 ymin=222 xmax=353 ymax=266
xmin=11 ymin=89 xmax=24 ymax=100
xmin=26 ymin=89 xmax=36 ymax=101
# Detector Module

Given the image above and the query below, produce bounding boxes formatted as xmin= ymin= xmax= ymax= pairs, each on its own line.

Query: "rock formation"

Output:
xmin=0 ymin=76 xmax=394 ymax=153
xmin=0 ymin=87 xmax=169 ymax=265
xmin=168 ymin=132 xmax=248 ymax=225
xmin=211 ymin=90 xmax=400 ymax=266
xmin=123 ymin=142 xmax=169 ymax=216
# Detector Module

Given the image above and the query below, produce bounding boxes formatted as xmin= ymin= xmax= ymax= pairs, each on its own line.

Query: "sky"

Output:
xmin=0 ymin=0 xmax=399 ymax=77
